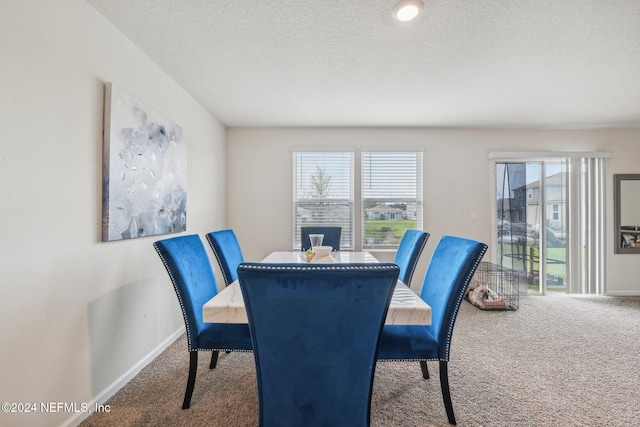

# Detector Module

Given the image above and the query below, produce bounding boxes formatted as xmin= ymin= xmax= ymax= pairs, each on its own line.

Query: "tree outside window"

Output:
xmin=293 ymin=150 xmax=423 ymax=251
xmin=293 ymin=152 xmax=353 ymax=250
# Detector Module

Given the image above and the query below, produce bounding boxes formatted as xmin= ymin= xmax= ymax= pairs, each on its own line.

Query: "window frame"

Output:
xmin=293 ymin=148 xmax=424 ymax=252
xmin=292 ymin=149 xmax=355 ymax=250
xmin=489 ymin=151 xmax=612 ymax=295
xmin=361 ymin=150 xmax=424 ymax=250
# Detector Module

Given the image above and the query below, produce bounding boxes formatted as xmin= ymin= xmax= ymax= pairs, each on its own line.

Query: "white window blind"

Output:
xmin=362 ymin=151 xmax=423 ymax=249
xmin=293 ymin=151 xmax=354 ymax=250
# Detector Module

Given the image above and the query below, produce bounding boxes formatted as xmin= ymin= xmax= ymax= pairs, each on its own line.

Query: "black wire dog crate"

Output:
xmin=466 ymin=261 xmax=519 ymax=311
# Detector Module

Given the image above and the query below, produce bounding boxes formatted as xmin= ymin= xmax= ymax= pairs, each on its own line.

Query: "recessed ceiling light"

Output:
xmin=393 ymin=0 xmax=424 ymax=22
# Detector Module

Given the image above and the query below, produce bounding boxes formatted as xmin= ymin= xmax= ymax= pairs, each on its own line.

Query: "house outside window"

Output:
xmin=362 ymin=151 xmax=423 ymax=250
xmin=293 ymin=149 xmax=423 ymax=251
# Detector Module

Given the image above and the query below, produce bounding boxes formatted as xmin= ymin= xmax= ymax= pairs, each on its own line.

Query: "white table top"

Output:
xmin=203 ymin=252 xmax=431 ymax=325
xmin=261 ymin=251 xmax=379 ymax=264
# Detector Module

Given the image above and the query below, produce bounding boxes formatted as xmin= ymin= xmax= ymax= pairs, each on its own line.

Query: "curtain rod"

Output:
xmin=488 ymin=151 xmax=612 ymax=160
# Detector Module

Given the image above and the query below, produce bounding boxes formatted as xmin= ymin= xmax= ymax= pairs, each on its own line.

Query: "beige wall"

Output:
xmin=2 ymin=1 xmax=640 ymax=426
xmin=227 ymin=127 xmax=640 ymax=295
xmin=0 ymin=1 xmax=226 ymax=426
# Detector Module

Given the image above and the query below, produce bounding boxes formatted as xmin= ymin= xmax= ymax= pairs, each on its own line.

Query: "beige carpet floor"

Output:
xmin=80 ymin=295 xmax=640 ymax=426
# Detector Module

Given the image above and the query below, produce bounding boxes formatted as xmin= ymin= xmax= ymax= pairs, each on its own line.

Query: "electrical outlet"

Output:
xmin=470 ymin=211 xmax=477 ymax=222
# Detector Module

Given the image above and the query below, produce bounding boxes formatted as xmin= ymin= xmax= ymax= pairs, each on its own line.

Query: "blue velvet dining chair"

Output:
xmin=300 ymin=226 xmax=342 ymax=251
xmin=205 ymin=229 xmax=245 ymax=287
xmin=153 ymin=234 xmax=252 ymax=409
xmin=378 ymin=235 xmax=488 ymax=425
xmin=237 ymin=262 xmax=400 ymax=427
xmin=394 ymin=229 xmax=430 ymax=287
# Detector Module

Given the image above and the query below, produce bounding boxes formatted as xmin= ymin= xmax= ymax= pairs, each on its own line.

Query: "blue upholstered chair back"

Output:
xmin=154 ymin=234 xmax=219 ymax=351
xmin=300 ymin=226 xmax=342 ymax=251
xmin=237 ymin=263 xmax=399 ymax=427
xmin=206 ymin=229 xmax=245 ymax=287
xmin=394 ymin=229 xmax=430 ymax=286
xmin=419 ymin=235 xmax=487 ymax=360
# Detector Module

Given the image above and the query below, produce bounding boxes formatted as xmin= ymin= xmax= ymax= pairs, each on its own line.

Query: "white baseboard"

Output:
xmin=61 ymin=327 xmax=184 ymax=427
xmin=605 ymin=290 xmax=640 ymax=296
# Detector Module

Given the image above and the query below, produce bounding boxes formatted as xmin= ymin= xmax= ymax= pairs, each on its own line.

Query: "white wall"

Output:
xmin=1 ymin=2 xmax=639 ymax=426
xmin=227 ymin=127 xmax=640 ymax=295
xmin=0 ymin=1 xmax=226 ymax=426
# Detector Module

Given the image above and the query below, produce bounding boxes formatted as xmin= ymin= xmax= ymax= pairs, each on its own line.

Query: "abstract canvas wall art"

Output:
xmin=102 ymin=83 xmax=187 ymax=241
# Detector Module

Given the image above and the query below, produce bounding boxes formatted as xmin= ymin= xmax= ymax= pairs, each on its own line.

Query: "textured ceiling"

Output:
xmin=86 ymin=0 xmax=640 ymax=128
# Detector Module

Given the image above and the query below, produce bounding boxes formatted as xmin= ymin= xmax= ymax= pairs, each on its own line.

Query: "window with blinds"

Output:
xmin=362 ymin=151 xmax=423 ymax=249
xmin=293 ymin=151 xmax=354 ymax=250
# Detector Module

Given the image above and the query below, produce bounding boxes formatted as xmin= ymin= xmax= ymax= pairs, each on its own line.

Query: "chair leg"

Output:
xmin=439 ymin=360 xmax=456 ymax=425
xmin=182 ymin=352 xmax=198 ymax=409
xmin=420 ymin=361 xmax=430 ymax=379
xmin=209 ymin=351 xmax=219 ymax=369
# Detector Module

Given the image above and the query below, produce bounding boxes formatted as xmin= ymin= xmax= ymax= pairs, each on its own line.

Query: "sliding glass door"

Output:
xmin=492 ymin=153 xmax=609 ymax=295
xmin=495 ymin=161 xmax=567 ymax=294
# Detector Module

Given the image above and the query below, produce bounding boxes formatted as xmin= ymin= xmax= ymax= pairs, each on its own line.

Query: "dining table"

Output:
xmin=203 ymin=251 xmax=431 ymax=325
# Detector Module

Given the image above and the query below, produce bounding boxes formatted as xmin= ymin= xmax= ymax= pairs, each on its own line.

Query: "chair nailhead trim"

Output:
xmin=206 ymin=234 xmax=234 ymax=287
xmin=154 ymin=243 xmax=195 ymax=350
xmin=155 ymin=244 xmax=254 ymax=354
xmin=240 ymin=263 xmax=398 ymax=271
xmin=443 ymin=244 xmax=488 ymax=360
xmin=405 ymin=233 xmax=429 ymax=287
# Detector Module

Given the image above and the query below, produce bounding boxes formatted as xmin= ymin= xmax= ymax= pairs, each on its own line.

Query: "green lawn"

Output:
xmin=497 ymin=243 xmax=567 ymax=291
xmin=364 ymin=219 xmax=417 ymax=245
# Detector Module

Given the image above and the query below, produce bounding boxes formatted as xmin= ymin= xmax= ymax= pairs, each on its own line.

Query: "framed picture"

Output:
xmin=102 ymin=83 xmax=187 ymax=241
